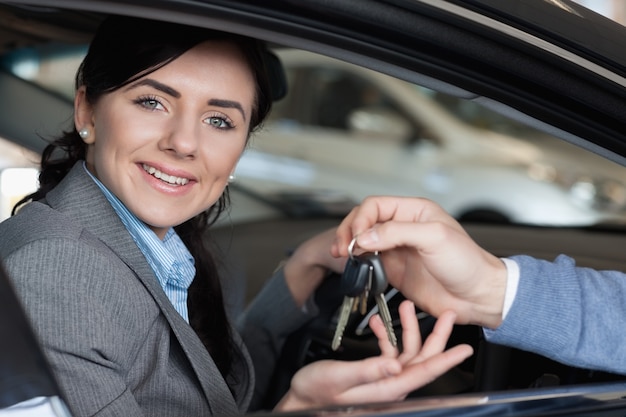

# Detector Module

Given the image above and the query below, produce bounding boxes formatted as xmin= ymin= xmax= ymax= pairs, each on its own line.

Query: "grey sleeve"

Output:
xmin=3 ymin=238 xmax=149 ymax=417
xmin=236 ymin=267 xmax=318 ymax=410
xmin=484 ymin=254 xmax=626 ymax=375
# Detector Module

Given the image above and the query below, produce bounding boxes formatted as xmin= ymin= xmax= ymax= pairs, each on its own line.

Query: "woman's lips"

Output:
xmin=142 ymin=163 xmax=190 ymax=186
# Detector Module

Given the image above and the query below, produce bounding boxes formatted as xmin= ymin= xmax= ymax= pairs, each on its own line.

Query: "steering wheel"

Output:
xmin=258 ymin=273 xmax=482 ymax=409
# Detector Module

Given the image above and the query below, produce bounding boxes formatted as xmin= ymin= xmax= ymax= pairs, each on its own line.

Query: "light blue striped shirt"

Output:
xmin=83 ymin=163 xmax=196 ymax=322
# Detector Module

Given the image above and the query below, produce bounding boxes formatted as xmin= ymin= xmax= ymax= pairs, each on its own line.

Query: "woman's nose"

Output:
xmin=160 ymin=116 xmax=199 ymax=157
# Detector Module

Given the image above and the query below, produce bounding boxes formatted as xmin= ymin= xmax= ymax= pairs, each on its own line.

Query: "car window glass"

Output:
xmin=574 ymin=1 xmax=626 ymax=25
xmin=0 ymin=44 xmax=82 ymax=221
xmin=0 ymin=138 xmax=39 ymax=221
xmin=270 ymin=65 xmax=417 ymax=144
xmin=4 ymin=42 xmax=626 ymax=228
xmin=0 ymin=44 xmax=85 ymax=98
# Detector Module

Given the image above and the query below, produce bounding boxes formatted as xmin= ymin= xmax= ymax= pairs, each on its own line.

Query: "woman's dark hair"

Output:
xmin=13 ymin=15 xmax=277 ymax=387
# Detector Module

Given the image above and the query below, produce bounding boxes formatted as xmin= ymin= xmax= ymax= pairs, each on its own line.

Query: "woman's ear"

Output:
xmin=74 ymin=86 xmax=95 ymax=144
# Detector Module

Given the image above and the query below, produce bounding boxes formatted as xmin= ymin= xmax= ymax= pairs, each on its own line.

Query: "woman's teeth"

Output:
xmin=142 ymin=164 xmax=189 ymax=185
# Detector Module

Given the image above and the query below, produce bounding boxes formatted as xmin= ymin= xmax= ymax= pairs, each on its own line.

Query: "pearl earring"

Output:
xmin=228 ymin=174 xmax=236 ymax=183
xmin=79 ymin=129 xmax=90 ymax=139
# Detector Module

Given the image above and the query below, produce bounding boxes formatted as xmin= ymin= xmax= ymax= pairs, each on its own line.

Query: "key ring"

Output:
xmin=347 ymin=236 xmax=378 ymax=260
xmin=348 ymin=237 xmax=358 ymax=260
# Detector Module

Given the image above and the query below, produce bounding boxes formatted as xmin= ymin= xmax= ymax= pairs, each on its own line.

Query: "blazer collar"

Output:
xmin=46 ymin=162 xmax=241 ymax=414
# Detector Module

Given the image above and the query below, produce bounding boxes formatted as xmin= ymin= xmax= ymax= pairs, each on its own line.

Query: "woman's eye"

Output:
xmin=135 ymin=96 xmax=164 ymax=111
xmin=206 ymin=116 xmax=233 ymax=129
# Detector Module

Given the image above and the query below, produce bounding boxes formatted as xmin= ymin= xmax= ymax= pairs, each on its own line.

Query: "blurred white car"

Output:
xmin=235 ymin=49 xmax=626 ymax=226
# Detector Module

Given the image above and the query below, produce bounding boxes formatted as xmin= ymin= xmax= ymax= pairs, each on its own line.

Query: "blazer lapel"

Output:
xmin=46 ymin=162 xmax=240 ymax=414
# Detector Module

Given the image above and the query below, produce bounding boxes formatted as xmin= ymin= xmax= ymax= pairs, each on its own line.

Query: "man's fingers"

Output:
xmin=356 ymin=221 xmax=467 ymax=257
xmin=333 ymin=196 xmax=466 ymax=257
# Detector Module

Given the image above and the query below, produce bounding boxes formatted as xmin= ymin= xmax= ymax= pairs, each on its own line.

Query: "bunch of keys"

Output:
xmin=331 ymin=238 xmax=398 ymax=351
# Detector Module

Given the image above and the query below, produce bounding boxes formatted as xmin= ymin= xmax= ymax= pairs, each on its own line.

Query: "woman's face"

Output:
xmin=77 ymin=40 xmax=255 ymax=239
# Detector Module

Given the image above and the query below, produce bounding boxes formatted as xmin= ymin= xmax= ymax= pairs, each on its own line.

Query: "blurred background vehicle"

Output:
xmin=237 ymin=49 xmax=626 ymax=225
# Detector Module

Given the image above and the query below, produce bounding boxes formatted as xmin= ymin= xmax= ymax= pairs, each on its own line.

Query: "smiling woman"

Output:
xmin=2 ymin=15 xmax=275 ymax=415
xmin=0 ymin=14 xmax=472 ymax=417
xmin=74 ymin=38 xmax=255 ymax=239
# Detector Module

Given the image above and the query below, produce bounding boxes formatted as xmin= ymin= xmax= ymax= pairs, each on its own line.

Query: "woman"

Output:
xmin=0 ymin=15 xmax=472 ymax=416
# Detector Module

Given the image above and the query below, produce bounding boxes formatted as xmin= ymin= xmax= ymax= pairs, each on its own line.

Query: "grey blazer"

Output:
xmin=0 ymin=163 xmax=265 ymax=416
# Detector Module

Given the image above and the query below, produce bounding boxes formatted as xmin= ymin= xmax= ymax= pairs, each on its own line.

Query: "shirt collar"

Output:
xmin=82 ymin=162 xmax=195 ymax=290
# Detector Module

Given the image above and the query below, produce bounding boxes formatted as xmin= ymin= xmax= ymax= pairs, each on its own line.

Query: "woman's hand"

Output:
xmin=283 ymin=228 xmax=347 ymax=307
xmin=275 ymin=300 xmax=473 ymax=411
xmin=331 ymin=196 xmax=508 ymax=328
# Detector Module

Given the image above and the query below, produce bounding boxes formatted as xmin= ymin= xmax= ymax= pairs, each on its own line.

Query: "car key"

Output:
xmin=331 ymin=255 xmax=372 ymax=351
xmin=363 ymin=252 xmax=398 ymax=347
xmin=359 ymin=274 xmax=371 ymax=315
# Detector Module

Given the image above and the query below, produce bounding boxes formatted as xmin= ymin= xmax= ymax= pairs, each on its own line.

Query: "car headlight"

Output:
xmin=569 ymin=177 xmax=626 ymax=211
xmin=528 ymin=163 xmax=626 ymax=212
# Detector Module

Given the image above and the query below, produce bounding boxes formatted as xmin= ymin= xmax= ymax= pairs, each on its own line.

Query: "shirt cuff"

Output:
xmin=500 ymin=257 xmax=520 ymax=320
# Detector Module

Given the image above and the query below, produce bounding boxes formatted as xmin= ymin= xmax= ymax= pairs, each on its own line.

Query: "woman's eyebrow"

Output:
xmin=126 ymin=79 xmax=247 ymax=121
xmin=126 ymin=79 xmax=180 ymax=98
xmin=209 ymin=98 xmax=247 ymax=121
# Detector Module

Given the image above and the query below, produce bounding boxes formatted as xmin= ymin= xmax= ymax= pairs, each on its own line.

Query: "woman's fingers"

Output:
xmin=383 ymin=343 xmax=473 ymax=396
xmin=372 ymin=302 xmax=463 ymax=367
xmin=396 ymin=300 xmax=420 ymax=363
xmin=410 ymin=310 xmax=458 ymax=363
xmin=290 ymin=356 xmax=403 ymax=403
xmin=324 ymin=344 xmax=474 ymax=405
xmin=282 ymin=304 xmax=475 ymax=411
xmin=370 ymin=314 xmax=399 ymax=357
xmin=370 ymin=300 xmax=421 ymax=359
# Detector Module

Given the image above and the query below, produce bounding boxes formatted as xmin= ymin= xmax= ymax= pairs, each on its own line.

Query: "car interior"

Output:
xmin=2 ymin=1 xmax=626 ymax=414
